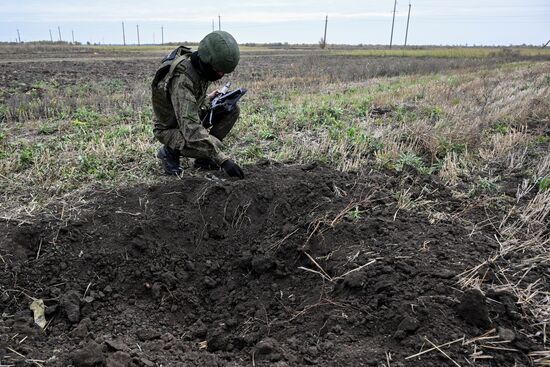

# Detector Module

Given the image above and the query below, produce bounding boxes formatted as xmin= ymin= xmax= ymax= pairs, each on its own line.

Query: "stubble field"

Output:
xmin=0 ymin=44 xmax=549 ymax=366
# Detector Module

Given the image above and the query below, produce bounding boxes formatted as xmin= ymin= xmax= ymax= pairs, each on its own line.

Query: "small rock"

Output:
xmin=393 ymin=330 xmax=406 ymax=340
xmin=161 ymin=333 xmax=174 ymax=342
xmin=498 ymin=327 xmax=515 ymax=341
xmin=256 ymin=337 xmax=279 ymax=355
xmin=397 ymin=316 xmax=420 ymax=333
xmin=307 ymin=346 xmax=319 ymax=357
xmin=456 ymin=289 xmax=490 ymax=328
xmin=61 ymin=290 xmax=82 ymax=323
xmin=207 ymin=328 xmax=230 ymax=352
xmin=191 ymin=320 xmax=208 ymax=339
xmin=105 ymin=339 xmax=129 ymax=352
xmin=106 ymin=351 xmax=130 ymax=367
xmin=136 ymin=328 xmax=161 ymax=342
xmin=204 ymin=276 xmax=217 ymax=288
xmin=343 ymin=272 xmax=366 ymax=288
xmin=140 ymin=358 xmax=155 ymax=367
xmin=70 ymin=340 xmax=104 ymax=367
xmin=71 ymin=318 xmax=92 ymax=340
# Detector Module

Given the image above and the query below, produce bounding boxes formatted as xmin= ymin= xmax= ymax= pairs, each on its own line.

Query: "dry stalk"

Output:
xmin=305 ymin=192 xmax=375 ymax=244
xmin=406 ymin=337 xmax=464 ymax=360
xmin=424 ymin=337 xmax=462 ymax=367
xmin=269 ymin=228 xmax=300 ymax=251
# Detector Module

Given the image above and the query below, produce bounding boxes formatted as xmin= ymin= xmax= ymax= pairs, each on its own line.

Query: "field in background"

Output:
xmin=2 ymin=43 xmax=550 ymax=59
xmin=0 ymin=44 xmax=549 ymax=365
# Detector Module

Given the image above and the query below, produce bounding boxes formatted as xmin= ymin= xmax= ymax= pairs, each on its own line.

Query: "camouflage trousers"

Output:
xmin=153 ymin=106 xmax=239 ymax=159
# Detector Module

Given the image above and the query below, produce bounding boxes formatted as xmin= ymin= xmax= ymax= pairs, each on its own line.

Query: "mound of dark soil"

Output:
xmin=0 ymin=164 xmax=541 ymax=366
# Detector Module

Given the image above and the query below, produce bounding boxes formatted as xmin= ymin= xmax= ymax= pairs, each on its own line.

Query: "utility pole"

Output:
xmin=543 ymin=39 xmax=550 ymax=48
xmin=404 ymin=1 xmax=411 ymax=47
xmin=122 ymin=22 xmax=126 ymax=46
xmin=72 ymin=30 xmax=75 ymax=44
xmin=58 ymin=26 xmax=62 ymax=41
xmin=218 ymin=14 xmax=221 ymax=30
xmin=49 ymin=29 xmax=53 ymax=42
xmin=161 ymin=25 xmax=164 ymax=45
xmin=136 ymin=24 xmax=140 ymax=46
xmin=389 ymin=0 xmax=397 ymax=48
xmin=322 ymin=15 xmax=328 ymax=49
xmin=153 ymin=32 xmax=156 ymax=44
xmin=16 ymin=29 xmax=21 ymax=43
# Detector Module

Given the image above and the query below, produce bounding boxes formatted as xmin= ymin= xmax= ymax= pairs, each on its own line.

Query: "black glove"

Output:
xmin=221 ymin=159 xmax=244 ymax=179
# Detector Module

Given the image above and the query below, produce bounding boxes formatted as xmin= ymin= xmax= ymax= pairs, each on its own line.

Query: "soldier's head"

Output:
xmin=196 ymin=31 xmax=240 ymax=81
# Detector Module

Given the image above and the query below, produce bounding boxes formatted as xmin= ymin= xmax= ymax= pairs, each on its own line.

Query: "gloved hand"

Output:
xmin=221 ymin=159 xmax=244 ymax=179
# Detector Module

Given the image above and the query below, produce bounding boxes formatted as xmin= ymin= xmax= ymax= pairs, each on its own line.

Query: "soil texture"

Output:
xmin=0 ymin=164 xmax=543 ymax=366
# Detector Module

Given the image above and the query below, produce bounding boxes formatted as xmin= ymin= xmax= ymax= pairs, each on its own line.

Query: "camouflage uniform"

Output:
xmin=152 ymin=56 xmax=239 ymax=166
xmin=152 ymin=31 xmax=241 ymax=173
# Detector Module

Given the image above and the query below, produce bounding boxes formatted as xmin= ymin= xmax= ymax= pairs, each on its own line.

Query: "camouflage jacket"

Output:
xmin=152 ymin=56 xmax=228 ymax=164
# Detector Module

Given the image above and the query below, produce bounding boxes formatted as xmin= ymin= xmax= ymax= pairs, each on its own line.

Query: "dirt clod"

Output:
xmin=70 ymin=340 xmax=104 ymax=367
xmin=136 ymin=328 xmax=161 ymax=342
xmin=256 ymin=337 xmax=280 ymax=354
xmin=105 ymin=351 xmax=131 ymax=367
xmin=191 ymin=320 xmax=208 ymax=339
xmin=61 ymin=290 xmax=82 ymax=323
xmin=456 ymin=289 xmax=491 ymax=328
xmin=398 ymin=316 xmax=420 ymax=332
xmin=105 ymin=339 xmax=130 ymax=352
xmin=343 ymin=272 xmax=366 ymax=288
xmin=71 ymin=318 xmax=92 ymax=339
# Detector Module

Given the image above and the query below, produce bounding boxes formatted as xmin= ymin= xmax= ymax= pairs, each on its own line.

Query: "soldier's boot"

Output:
xmin=194 ymin=157 xmax=219 ymax=170
xmin=157 ymin=146 xmax=183 ymax=175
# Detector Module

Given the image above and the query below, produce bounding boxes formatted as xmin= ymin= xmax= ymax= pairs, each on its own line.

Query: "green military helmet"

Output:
xmin=198 ymin=31 xmax=240 ymax=73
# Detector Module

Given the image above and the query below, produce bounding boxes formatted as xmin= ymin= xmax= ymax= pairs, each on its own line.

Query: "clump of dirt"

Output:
xmin=0 ymin=164 xmax=543 ymax=366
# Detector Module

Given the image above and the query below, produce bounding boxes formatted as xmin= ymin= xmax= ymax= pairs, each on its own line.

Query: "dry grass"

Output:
xmin=1 ymin=48 xmax=549 ymax=348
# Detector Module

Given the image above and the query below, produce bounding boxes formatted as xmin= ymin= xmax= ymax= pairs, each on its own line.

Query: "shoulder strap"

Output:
xmin=164 ymin=55 xmax=187 ymax=88
xmin=151 ymin=45 xmax=192 ymax=96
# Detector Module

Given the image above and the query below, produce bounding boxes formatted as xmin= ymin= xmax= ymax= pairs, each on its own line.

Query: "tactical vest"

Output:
xmin=151 ymin=45 xmax=193 ymax=96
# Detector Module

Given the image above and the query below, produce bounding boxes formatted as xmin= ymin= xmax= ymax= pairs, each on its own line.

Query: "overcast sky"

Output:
xmin=1 ymin=0 xmax=549 ymax=45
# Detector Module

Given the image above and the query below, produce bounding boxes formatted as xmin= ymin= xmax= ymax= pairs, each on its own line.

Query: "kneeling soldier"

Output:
xmin=151 ymin=31 xmax=244 ymax=179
